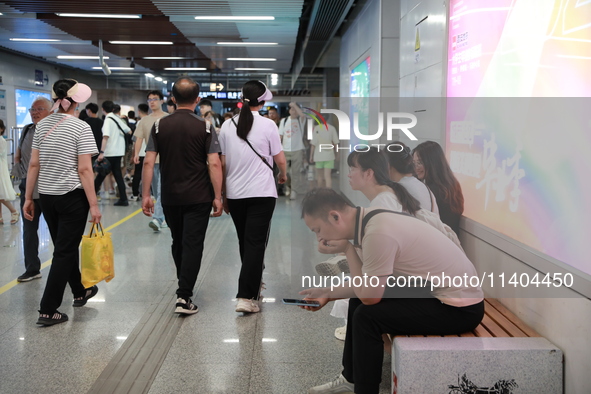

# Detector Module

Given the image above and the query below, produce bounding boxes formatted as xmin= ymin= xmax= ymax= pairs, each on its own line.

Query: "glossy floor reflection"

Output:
xmin=0 ymin=192 xmax=391 ymax=393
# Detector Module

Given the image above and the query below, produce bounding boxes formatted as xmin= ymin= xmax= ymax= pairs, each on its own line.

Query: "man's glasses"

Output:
xmin=29 ymin=107 xmax=49 ymax=113
xmin=147 ymin=98 xmax=160 ymax=103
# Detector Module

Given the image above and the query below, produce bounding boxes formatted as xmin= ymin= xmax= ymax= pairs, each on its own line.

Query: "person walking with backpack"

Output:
xmin=218 ymin=80 xmax=287 ymax=313
xmin=94 ymin=100 xmax=131 ymax=206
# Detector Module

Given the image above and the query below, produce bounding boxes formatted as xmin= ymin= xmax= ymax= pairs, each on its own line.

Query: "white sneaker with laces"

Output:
xmin=160 ymin=220 xmax=168 ymax=229
xmin=308 ymin=374 xmax=354 ymax=394
xmin=149 ymin=219 xmax=161 ymax=232
xmin=235 ymin=298 xmax=260 ymax=313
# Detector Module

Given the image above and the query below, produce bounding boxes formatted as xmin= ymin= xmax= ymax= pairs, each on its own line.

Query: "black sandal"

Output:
xmin=37 ymin=311 xmax=69 ymax=326
xmin=73 ymin=285 xmax=99 ymax=307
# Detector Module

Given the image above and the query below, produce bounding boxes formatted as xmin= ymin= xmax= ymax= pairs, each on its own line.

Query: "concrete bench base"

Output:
xmin=392 ymin=337 xmax=563 ymax=394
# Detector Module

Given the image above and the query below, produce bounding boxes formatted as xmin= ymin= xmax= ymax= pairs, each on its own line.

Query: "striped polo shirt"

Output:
xmin=33 ymin=113 xmax=98 ymax=195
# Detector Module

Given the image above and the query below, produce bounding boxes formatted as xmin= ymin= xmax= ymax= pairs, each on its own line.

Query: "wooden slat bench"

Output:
xmin=389 ymin=299 xmax=563 ymax=393
xmin=392 ymin=298 xmax=540 ymax=340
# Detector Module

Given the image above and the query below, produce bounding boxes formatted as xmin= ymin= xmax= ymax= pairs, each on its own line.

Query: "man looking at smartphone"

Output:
xmin=299 ymin=188 xmax=484 ymax=394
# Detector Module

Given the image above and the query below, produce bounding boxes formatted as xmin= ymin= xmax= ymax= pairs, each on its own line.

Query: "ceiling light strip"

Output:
xmin=10 ymin=38 xmax=61 ymax=42
xmin=217 ymin=42 xmax=278 ymax=46
xmin=56 ymin=13 xmax=141 ymax=19
xmin=59 ymin=56 xmax=109 ymax=59
xmin=235 ymin=68 xmax=274 ymax=71
xmin=164 ymin=67 xmax=207 ymax=71
xmin=227 ymin=58 xmax=277 ymax=61
xmin=143 ymin=57 xmax=191 ymax=60
xmin=92 ymin=67 xmax=134 ymax=70
xmin=109 ymin=41 xmax=173 ymax=45
xmin=194 ymin=16 xmax=274 ymax=21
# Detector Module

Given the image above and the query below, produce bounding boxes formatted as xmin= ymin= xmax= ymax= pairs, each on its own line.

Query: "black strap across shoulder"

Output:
xmin=109 ymin=116 xmax=128 ymax=137
xmin=231 ymin=117 xmax=273 ymax=171
xmin=360 ymin=209 xmax=410 ymax=240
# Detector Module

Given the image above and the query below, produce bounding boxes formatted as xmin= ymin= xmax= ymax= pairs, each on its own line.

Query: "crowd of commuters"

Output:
xmin=0 ymin=72 xmax=476 ymax=393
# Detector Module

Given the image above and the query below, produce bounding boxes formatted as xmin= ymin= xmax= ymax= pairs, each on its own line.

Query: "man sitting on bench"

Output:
xmin=299 ymin=188 xmax=484 ymax=394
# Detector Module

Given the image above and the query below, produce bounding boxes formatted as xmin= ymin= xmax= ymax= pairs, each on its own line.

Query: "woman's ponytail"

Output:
xmin=236 ymin=80 xmax=267 ymax=140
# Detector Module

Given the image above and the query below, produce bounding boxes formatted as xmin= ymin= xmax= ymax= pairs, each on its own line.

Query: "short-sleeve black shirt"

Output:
xmin=146 ymin=109 xmax=221 ymax=205
xmin=84 ymin=117 xmax=104 ymax=154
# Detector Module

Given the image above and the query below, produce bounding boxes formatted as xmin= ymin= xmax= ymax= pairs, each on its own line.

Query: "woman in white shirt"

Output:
xmin=23 ymin=79 xmax=101 ymax=326
xmin=218 ymin=81 xmax=287 ymax=313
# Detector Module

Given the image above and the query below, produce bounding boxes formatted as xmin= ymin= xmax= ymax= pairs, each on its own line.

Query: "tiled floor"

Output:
xmin=0 ymin=191 xmax=391 ymax=394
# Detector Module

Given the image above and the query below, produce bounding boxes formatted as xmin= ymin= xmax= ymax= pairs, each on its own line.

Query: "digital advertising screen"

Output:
xmin=15 ymin=88 xmax=51 ymax=127
xmin=446 ymin=0 xmax=591 ymax=276
xmin=350 ymin=56 xmax=370 ymax=146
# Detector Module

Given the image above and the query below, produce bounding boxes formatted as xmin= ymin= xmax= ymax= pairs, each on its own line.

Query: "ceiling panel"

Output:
xmin=1 ymin=0 xmax=164 ymax=14
xmin=0 ymin=0 xmax=322 ymax=91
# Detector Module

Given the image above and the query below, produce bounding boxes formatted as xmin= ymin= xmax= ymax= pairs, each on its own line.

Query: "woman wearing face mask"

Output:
xmin=412 ymin=141 xmax=464 ymax=235
xmin=23 ymin=79 xmax=101 ymax=326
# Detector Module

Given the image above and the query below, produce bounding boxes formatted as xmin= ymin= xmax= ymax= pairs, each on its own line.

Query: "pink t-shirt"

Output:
xmin=355 ymin=207 xmax=483 ymax=307
xmin=219 ymin=112 xmax=283 ymax=199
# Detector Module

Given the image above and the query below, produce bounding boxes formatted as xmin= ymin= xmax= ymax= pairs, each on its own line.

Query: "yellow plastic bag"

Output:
xmin=80 ymin=222 xmax=115 ymax=288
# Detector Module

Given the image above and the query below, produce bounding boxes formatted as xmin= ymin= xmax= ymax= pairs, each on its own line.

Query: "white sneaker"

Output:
xmin=290 ymin=190 xmax=297 ymax=200
xmin=308 ymin=374 xmax=354 ymax=394
xmin=149 ymin=219 xmax=161 ymax=232
xmin=160 ymin=220 xmax=168 ymax=229
xmin=235 ymin=298 xmax=260 ymax=313
xmin=315 ymin=255 xmax=349 ymax=277
xmin=334 ymin=325 xmax=347 ymax=341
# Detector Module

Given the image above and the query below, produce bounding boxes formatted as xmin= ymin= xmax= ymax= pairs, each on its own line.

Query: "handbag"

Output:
xmin=93 ymin=158 xmax=112 ymax=176
xmin=80 ymin=222 xmax=115 ymax=288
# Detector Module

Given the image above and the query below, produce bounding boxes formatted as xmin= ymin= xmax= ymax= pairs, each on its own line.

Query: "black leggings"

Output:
xmin=342 ymin=287 xmax=484 ymax=393
xmin=227 ymin=197 xmax=276 ymax=300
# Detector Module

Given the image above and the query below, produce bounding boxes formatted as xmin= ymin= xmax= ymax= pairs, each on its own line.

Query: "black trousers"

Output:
xmin=227 ymin=197 xmax=276 ymax=300
xmin=38 ymin=189 xmax=89 ymax=314
xmin=162 ymin=202 xmax=211 ymax=299
xmin=94 ymin=156 xmax=127 ymax=202
xmin=131 ymin=156 xmax=144 ymax=196
xmin=19 ymin=179 xmax=42 ymax=275
xmin=342 ymin=286 xmax=484 ymax=394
